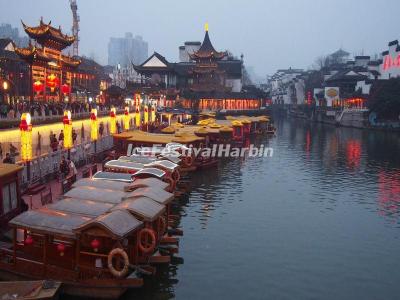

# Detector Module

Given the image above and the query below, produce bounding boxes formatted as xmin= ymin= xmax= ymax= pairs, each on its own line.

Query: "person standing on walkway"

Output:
xmin=51 ymin=134 xmax=58 ymax=152
xmin=2 ymin=153 xmax=12 ymax=164
xmin=68 ymin=159 xmax=78 ymax=182
xmin=99 ymin=122 xmax=104 ymax=138
xmin=72 ymin=128 xmax=77 ymax=145
xmin=59 ymin=156 xmax=69 ymax=178
xmin=58 ymin=130 xmax=64 ymax=142
xmin=9 ymin=143 xmax=17 ymax=162
xmin=36 ymin=132 xmax=42 ymax=157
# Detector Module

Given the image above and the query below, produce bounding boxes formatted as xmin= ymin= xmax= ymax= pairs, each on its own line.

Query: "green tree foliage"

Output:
xmin=368 ymin=78 xmax=400 ymax=120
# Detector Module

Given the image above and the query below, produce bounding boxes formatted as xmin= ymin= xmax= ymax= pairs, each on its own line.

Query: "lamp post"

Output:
xmin=1 ymin=79 xmax=9 ymax=104
xmin=124 ymin=106 xmax=130 ymax=131
xmin=90 ymin=108 xmax=98 ymax=153
xmin=63 ymin=110 xmax=73 ymax=159
xmin=20 ymin=113 xmax=32 ymax=182
xmin=110 ymin=107 xmax=117 ymax=134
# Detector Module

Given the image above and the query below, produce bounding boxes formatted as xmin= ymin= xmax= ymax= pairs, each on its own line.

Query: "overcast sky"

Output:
xmin=1 ymin=0 xmax=399 ymax=77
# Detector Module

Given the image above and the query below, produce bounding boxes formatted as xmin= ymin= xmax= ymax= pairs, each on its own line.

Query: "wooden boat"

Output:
xmin=0 ymin=176 xmax=183 ymax=299
xmin=0 ymin=280 xmax=61 ymax=300
xmin=73 ymin=177 xmax=170 ymax=192
xmin=0 ymin=206 xmax=145 ymax=299
xmin=91 ymin=171 xmax=175 ymax=193
xmin=0 ymin=164 xmax=25 ymax=236
xmin=103 ymin=160 xmax=180 ymax=193
xmin=63 ymin=186 xmax=175 ymax=264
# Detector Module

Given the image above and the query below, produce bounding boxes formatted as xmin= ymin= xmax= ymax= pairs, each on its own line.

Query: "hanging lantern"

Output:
xmin=20 ymin=113 xmax=32 ymax=162
xmin=33 ymin=80 xmax=43 ymax=94
xmin=91 ymin=238 xmax=100 ymax=252
xmin=110 ymin=107 xmax=117 ymax=134
xmin=123 ymin=106 xmax=130 ymax=131
xmin=24 ymin=235 xmax=33 ymax=246
xmin=151 ymin=105 xmax=156 ymax=123
xmin=144 ymin=105 xmax=149 ymax=125
xmin=63 ymin=110 xmax=73 ymax=149
xmin=135 ymin=106 xmax=141 ymax=128
xmin=56 ymin=243 xmax=66 ymax=256
xmin=90 ymin=108 xmax=98 ymax=141
xmin=61 ymin=83 xmax=70 ymax=95
xmin=46 ymin=73 xmax=58 ymax=93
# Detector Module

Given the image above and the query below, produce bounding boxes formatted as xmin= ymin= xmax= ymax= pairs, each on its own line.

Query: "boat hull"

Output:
xmin=0 ymin=268 xmax=139 ymax=299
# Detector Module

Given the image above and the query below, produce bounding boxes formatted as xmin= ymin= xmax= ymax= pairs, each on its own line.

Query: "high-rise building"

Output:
xmin=107 ymin=33 xmax=148 ymax=67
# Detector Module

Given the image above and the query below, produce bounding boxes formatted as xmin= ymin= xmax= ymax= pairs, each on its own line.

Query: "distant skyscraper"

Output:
xmin=108 ymin=33 xmax=148 ymax=67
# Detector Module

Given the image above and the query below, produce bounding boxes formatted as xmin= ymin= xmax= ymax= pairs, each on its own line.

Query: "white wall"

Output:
xmin=226 ymin=79 xmax=242 ymax=92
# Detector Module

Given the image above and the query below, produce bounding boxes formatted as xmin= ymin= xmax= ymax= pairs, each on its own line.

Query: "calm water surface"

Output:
xmin=124 ymin=117 xmax=400 ymax=300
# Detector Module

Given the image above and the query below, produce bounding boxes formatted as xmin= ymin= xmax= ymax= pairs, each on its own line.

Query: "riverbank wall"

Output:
xmin=275 ymin=105 xmax=400 ymax=132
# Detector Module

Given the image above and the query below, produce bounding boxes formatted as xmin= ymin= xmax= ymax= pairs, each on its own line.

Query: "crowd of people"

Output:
xmin=0 ymin=101 xmax=122 ymax=119
xmin=59 ymin=155 xmax=78 ymax=180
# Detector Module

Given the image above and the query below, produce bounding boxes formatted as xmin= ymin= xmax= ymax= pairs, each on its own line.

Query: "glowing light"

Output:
xmin=20 ymin=113 xmax=32 ymax=161
xmin=33 ymin=80 xmax=43 ymax=93
xmin=46 ymin=73 xmax=59 ymax=93
xmin=61 ymin=84 xmax=70 ymax=95
xmin=205 ymin=23 xmax=209 ymax=32
xmin=63 ymin=110 xmax=73 ymax=149
xmin=2 ymin=81 xmax=8 ymax=90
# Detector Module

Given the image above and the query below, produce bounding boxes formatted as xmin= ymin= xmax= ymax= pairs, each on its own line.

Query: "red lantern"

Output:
xmin=19 ymin=119 xmax=28 ymax=131
xmin=90 ymin=111 xmax=97 ymax=121
xmin=24 ymin=235 xmax=33 ymax=246
xmin=91 ymin=239 xmax=100 ymax=252
xmin=61 ymin=84 xmax=70 ymax=95
xmin=57 ymin=243 xmax=66 ymax=256
xmin=33 ymin=80 xmax=43 ymax=93
xmin=46 ymin=74 xmax=59 ymax=92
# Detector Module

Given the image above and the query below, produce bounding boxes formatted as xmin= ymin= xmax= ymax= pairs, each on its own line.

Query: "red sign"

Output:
xmin=383 ymin=54 xmax=400 ymax=71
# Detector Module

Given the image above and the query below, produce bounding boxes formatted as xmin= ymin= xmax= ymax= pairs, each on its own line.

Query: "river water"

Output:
xmin=122 ymin=116 xmax=400 ymax=300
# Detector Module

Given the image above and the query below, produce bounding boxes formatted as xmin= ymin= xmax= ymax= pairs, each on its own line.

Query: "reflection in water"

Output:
xmin=346 ymin=139 xmax=361 ymax=169
xmin=122 ymin=117 xmax=400 ymax=300
xmin=378 ymin=171 xmax=400 ymax=218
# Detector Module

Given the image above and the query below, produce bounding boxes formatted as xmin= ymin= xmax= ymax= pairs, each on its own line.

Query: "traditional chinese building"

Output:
xmin=187 ymin=24 xmax=228 ymax=94
xmin=14 ymin=19 xmax=80 ymax=102
xmin=133 ymin=25 xmax=264 ymax=113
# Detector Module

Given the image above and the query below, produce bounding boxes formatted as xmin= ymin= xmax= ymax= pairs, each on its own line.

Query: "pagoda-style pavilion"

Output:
xmin=133 ymin=24 xmax=264 ymax=113
xmin=15 ymin=18 xmax=81 ymax=102
xmin=188 ymin=23 xmax=228 ymax=93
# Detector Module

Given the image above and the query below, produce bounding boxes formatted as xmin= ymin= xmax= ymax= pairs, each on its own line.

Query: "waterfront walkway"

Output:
xmin=22 ymin=162 xmax=102 ymax=210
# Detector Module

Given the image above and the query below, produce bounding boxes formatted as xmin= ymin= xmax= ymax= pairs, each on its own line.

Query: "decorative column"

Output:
xmin=90 ymin=108 xmax=98 ymax=153
xmin=110 ymin=107 xmax=117 ymax=134
xmin=63 ymin=110 xmax=73 ymax=159
xmin=20 ymin=113 xmax=32 ymax=182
